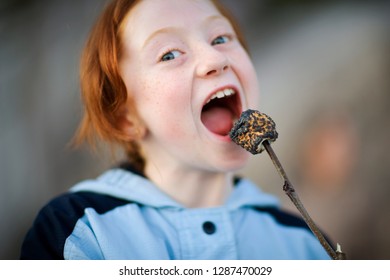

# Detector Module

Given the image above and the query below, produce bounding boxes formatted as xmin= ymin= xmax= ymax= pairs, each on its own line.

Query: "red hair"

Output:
xmin=73 ymin=0 xmax=249 ymax=172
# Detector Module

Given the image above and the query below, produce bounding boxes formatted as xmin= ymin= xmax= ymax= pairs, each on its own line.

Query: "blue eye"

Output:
xmin=211 ymin=35 xmax=229 ymax=45
xmin=161 ymin=50 xmax=181 ymax=62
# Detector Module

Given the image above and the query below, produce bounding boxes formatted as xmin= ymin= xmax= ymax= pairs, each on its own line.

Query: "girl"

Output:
xmin=20 ymin=0 xmax=330 ymax=259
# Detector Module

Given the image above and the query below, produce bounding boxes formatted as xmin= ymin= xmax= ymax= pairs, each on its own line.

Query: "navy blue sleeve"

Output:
xmin=20 ymin=192 xmax=130 ymax=260
xmin=255 ymin=206 xmax=335 ymax=248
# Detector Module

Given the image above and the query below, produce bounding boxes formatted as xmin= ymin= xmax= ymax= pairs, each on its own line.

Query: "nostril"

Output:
xmin=206 ymin=69 xmax=217 ymax=75
xmin=206 ymin=65 xmax=228 ymax=76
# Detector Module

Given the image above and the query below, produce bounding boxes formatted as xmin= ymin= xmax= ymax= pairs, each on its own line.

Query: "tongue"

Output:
xmin=201 ymin=107 xmax=234 ymax=135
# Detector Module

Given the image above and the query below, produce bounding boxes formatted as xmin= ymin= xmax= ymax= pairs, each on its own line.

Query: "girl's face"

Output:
xmin=120 ymin=0 xmax=260 ymax=173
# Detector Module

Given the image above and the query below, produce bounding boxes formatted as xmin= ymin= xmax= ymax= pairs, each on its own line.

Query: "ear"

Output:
xmin=115 ymin=105 xmax=147 ymax=141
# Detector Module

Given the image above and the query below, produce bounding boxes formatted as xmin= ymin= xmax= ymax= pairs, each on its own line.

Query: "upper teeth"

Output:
xmin=206 ymin=88 xmax=235 ymax=104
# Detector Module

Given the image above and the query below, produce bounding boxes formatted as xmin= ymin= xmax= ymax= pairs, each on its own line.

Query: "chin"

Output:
xmin=214 ymin=151 xmax=250 ymax=172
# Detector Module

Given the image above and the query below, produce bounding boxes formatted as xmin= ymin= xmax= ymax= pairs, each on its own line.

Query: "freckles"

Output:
xmin=137 ymin=69 xmax=192 ymax=131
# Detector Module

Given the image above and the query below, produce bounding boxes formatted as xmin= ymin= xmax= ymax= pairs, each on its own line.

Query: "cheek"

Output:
xmin=240 ymin=61 xmax=260 ymax=108
xmin=142 ymin=78 xmax=187 ymax=115
xmin=231 ymin=50 xmax=260 ymax=108
xmin=133 ymin=77 xmax=192 ymax=134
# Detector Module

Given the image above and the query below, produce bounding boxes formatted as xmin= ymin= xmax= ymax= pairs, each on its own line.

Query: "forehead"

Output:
xmin=120 ymin=0 xmax=224 ymax=46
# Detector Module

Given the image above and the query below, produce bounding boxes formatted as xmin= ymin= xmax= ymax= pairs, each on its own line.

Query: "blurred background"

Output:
xmin=1 ymin=0 xmax=389 ymax=259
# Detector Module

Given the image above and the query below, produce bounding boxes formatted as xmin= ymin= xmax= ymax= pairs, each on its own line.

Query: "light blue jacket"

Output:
xmin=21 ymin=168 xmax=331 ymax=260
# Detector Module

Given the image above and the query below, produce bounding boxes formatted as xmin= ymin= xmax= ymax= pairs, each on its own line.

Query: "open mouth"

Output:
xmin=201 ymin=87 xmax=242 ymax=136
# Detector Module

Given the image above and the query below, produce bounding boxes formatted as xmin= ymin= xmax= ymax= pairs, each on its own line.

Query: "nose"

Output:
xmin=196 ymin=45 xmax=230 ymax=78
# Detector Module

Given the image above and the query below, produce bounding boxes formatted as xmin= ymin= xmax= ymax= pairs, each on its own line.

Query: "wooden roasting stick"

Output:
xmin=229 ymin=109 xmax=346 ymax=260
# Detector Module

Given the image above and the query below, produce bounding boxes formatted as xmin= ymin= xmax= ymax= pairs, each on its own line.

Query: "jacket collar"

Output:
xmin=71 ymin=168 xmax=279 ymax=210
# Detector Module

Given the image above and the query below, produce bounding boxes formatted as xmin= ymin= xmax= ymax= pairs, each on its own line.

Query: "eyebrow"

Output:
xmin=142 ymin=26 xmax=181 ymax=49
xmin=142 ymin=15 xmax=230 ymax=49
xmin=203 ymin=15 xmax=228 ymax=25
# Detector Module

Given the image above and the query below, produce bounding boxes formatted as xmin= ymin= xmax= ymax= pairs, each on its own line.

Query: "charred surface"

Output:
xmin=229 ymin=109 xmax=278 ymax=154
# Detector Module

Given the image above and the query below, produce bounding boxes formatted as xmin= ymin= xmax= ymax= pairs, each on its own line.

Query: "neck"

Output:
xmin=144 ymin=162 xmax=234 ymax=208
